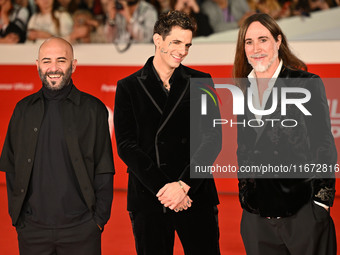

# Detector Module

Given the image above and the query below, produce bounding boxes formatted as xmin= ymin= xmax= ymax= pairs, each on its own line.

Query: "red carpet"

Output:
xmin=1 ymin=184 xmax=339 ymax=255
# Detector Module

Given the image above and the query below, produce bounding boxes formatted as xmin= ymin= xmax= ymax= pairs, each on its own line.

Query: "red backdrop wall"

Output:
xmin=1 ymin=63 xmax=340 ymax=193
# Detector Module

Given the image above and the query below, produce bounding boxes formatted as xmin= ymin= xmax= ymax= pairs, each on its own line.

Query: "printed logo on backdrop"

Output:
xmin=329 ymin=98 xmax=340 ymax=139
xmin=0 ymin=83 xmax=34 ymax=91
xmin=101 ymin=84 xmax=116 ymax=92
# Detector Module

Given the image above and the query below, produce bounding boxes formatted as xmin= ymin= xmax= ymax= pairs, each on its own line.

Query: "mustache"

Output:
xmin=46 ymin=71 xmax=64 ymax=76
xmin=250 ymin=54 xmax=268 ymax=58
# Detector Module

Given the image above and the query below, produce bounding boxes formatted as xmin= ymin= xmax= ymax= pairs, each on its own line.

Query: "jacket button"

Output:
xmin=27 ymin=158 xmax=32 ymax=163
xmin=33 ymin=128 xmax=38 ymax=132
xmin=20 ymin=189 xmax=25 ymax=193
xmin=273 ymin=150 xmax=279 ymax=155
xmin=181 ymin=138 xmax=187 ymax=144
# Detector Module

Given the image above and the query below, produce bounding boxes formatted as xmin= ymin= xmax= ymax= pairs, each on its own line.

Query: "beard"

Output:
xmin=39 ymin=64 xmax=73 ymax=91
xmin=248 ymin=47 xmax=279 ymax=73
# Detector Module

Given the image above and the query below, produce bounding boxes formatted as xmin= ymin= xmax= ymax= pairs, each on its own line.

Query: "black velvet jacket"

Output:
xmin=237 ymin=66 xmax=337 ymax=217
xmin=114 ymin=57 xmax=221 ymax=212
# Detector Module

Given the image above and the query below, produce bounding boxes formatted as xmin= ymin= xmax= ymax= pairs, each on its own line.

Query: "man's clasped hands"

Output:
xmin=156 ymin=181 xmax=192 ymax=212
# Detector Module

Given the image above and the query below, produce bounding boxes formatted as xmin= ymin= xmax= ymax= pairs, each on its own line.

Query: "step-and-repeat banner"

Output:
xmin=1 ymin=63 xmax=340 ymax=193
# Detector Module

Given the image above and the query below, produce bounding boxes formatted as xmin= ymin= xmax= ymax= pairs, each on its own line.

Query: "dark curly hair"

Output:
xmin=153 ymin=10 xmax=197 ymax=39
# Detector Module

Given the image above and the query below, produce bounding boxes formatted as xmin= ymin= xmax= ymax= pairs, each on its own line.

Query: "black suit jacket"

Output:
xmin=114 ymin=57 xmax=221 ymax=212
xmin=237 ymin=66 xmax=337 ymax=217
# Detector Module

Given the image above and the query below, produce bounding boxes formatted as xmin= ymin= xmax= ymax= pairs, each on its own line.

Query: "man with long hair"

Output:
xmin=234 ymin=13 xmax=337 ymax=254
xmin=114 ymin=10 xmax=221 ymax=255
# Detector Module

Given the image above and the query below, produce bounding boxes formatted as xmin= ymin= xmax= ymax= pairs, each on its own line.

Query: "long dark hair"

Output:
xmin=233 ymin=13 xmax=307 ymax=90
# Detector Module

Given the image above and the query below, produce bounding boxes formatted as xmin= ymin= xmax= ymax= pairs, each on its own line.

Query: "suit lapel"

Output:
xmin=157 ymin=66 xmax=190 ymax=133
xmin=244 ymin=84 xmax=259 ymax=134
xmin=245 ymin=108 xmax=259 ymax=136
xmin=254 ymin=87 xmax=274 ymax=144
xmin=136 ymin=58 xmax=190 ymax=133
xmin=137 ymin=58 xmax=168 ymax=115
xmin=254 ymin=72 xmax=285 ymax=145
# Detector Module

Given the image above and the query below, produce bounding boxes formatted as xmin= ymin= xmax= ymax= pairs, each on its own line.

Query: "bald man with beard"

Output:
xmin=0 ymin=37 xmax=115 ymax=255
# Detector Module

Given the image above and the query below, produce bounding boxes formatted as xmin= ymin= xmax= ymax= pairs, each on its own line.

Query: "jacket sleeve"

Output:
xmin=179 ymin=76 xmax=222 ymax=196
xmin=114 ymin=80 xmax=171 ymax=195
xmin=93 ymin=173 xmax=113 ymax=229
xmin=93 ymin=102 xmax=115 ymax=227
xmin=0 ymin=105 xmax=20 ymax=224
xmin=93 ymin=101 xmax=115 ymax=175
xmin=0 ymin=106 xmax=19 ymax=174
xmin=305 ymin=77 xmax=337 ymax=206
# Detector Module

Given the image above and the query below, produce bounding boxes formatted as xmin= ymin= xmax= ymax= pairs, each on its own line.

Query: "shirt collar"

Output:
xmin=151 ymin=62 xmax=174 ymax=95
xmin=151 ymin=62 xmax=174 ymax=85
xmin=31 ymin=80 xmax=80 ymax=105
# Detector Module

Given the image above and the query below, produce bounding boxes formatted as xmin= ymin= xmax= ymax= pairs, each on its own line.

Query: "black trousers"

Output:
xmin=16 ymin=219 xmax=102 ymax=255
xmin=241 ymin=201 xmax=337 ymax=255
xmin=129 ymin=205 xmax=220 ymax=255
